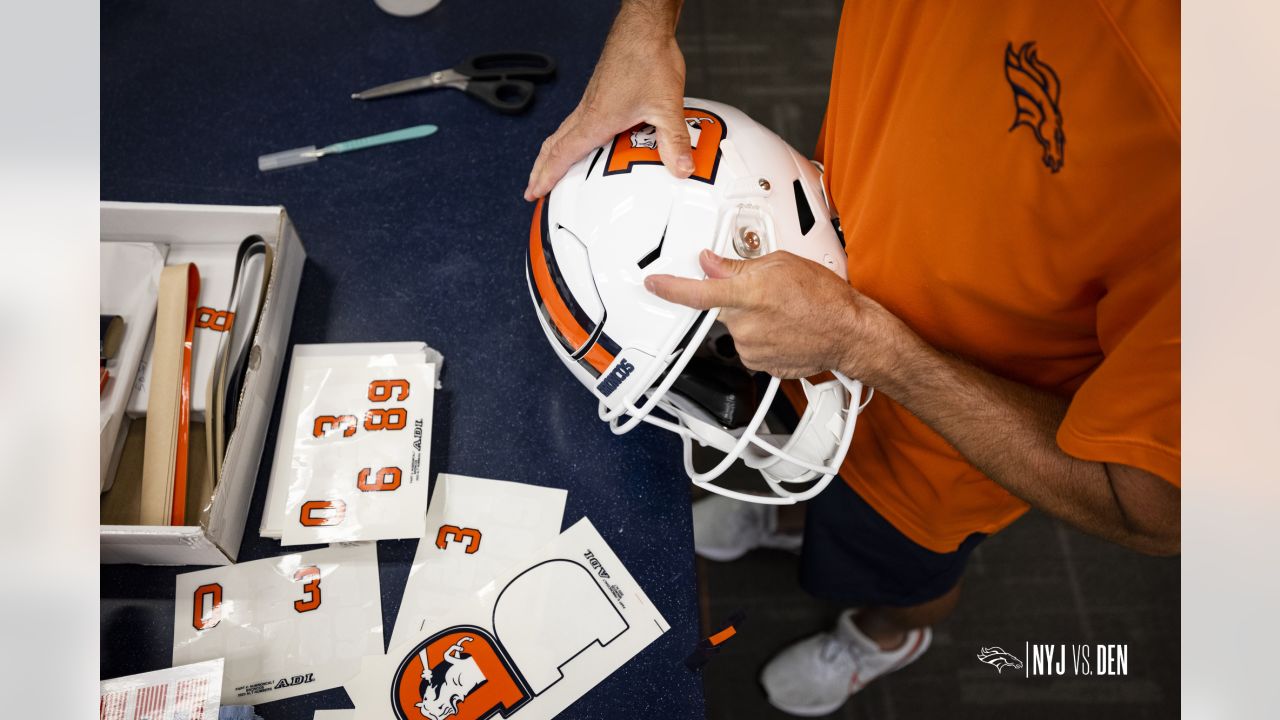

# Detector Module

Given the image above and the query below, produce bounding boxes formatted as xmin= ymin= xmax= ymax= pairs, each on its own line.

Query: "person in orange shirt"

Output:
xmin=526 ymin=1 xmax=1179 ymax=714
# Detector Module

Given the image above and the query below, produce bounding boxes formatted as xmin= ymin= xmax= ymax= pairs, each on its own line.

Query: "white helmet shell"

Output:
xmin=527 ymin=98 xmax=870 ymax=504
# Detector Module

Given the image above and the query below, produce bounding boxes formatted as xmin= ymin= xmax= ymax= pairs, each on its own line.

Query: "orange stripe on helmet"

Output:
xmin=528 ymin=197 xmax=615 ymax=374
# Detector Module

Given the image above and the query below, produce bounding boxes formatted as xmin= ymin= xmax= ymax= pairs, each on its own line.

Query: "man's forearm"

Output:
xmin=851 ymin=312 xmax=1179 ymax=555
xmin=618 ymin=0 xmax=683 ymax=37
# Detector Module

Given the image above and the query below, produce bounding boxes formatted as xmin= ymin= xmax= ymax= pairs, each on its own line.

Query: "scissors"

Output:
xmin=352 ymin=51 xmax=556 ymax=114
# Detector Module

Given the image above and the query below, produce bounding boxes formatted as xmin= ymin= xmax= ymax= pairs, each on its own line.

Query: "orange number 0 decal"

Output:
xmin=300 ymin=500 xmax=346 ymax=527
xmin=364 ymin=408 xmax=406 ymax=431
xmin=293 ymin=566 xmax=322 ymax=613
xmin=313 ymin=414 xmax=358 ymax=438
xmin=435 ymin=525 xmax=482 ymax=554
xmin=193 ymin=583 xmax=223 ymax=630
xmin=368 ymin=379 xmax=410 ymax=403
xmin=356 ymin=467 xmax=402 ymax=492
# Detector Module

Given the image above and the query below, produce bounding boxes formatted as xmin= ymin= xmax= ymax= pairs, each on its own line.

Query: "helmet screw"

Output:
xmin=758 ymin=178 xmax=771 ymax=191
xmin=734 ymin=228 xmax=763 ymax=257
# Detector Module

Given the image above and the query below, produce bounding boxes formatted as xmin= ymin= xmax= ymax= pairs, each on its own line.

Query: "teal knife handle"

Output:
xmin=325 ymin=124 xmax=438 ymax=154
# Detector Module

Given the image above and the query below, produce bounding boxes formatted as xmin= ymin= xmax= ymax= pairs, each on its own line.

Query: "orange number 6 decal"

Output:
xmin=368 ymin=379 xmax=410 ymax=403
xmin=300 ymin=500 xmax=346 ymax=527
xmin=313 ymin=414 xmax=358 ymax=438
xmin=293 ymin=565 xmax=322 ymax=613
xmin=435 ymin=525 xmax=482 ymax=554
xmin=364 ymin=407 xmax=406 ymax=431
xmin=193 ymin=583 xmax=223 ymax=630
xmin=356 ymin=467 xmax=402 ymax=492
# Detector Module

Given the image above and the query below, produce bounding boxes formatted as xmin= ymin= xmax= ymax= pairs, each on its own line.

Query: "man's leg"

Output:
xmin=854 ymin=580 xmax=963 ymax=650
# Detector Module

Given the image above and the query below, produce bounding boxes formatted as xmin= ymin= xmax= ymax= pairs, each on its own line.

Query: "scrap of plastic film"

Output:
xmin=172 ymin=543 xmax=382 ymax=705
xmin=389 ymin=473 xmax=568 ymax=648
xmin=346 ymin=518 xmax=669 ymax=720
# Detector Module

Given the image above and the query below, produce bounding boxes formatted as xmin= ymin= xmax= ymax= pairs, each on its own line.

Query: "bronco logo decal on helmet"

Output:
xmin=604 ymin=108 xmax=726 ymax=184
xmin=390 ymin=626 xmax=530 ymax=720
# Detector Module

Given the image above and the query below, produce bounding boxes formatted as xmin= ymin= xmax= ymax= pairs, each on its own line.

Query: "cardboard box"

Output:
xmin=100 ymin=202 xmax=306 ymax=565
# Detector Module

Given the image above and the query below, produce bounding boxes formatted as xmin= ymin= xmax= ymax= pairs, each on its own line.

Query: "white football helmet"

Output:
xmin=526 ymin=98 xmax=871 ymax=504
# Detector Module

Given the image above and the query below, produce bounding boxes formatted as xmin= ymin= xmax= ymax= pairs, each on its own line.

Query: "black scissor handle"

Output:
xmin=465 ymin=78 xmax=536 ymax=114
xmin=453 ymin=52 xmax=556 ymax=82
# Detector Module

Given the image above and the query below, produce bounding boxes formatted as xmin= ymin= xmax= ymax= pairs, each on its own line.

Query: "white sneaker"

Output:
xmin=760 ymin=610 xmax=932 ymax=716
xmin=692 ymin=495 xmax=803 ymax=562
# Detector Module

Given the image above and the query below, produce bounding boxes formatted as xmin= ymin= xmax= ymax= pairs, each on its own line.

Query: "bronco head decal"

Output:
xmin=391 ymin=627 xmax=530 ymax=720
xmin=605 ymin=107 xmax=726 ymax=184
xmin=1004 ymin=41 xmax=1065 ymax=173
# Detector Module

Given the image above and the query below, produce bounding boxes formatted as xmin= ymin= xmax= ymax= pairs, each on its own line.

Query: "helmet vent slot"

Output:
xmin=793 ymin=179 xmax=816 ymax=235
xmin=637 ymin=222 xmax=668 ymax=269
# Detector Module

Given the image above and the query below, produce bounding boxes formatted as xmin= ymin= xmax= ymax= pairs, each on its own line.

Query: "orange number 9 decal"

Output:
xmin=293 ymin=565 xmax=322 ymax=613
xmin=435 ymin=525 xmax=482 ymax=554
xmin=313 ymin=414 xmax=358 ymax=438
xmin=356 ymin=466 xmax=403 ymax=492
xmin=364 ymin=408 xmax=407 ymax=431
xmin=193 ymin=583 xmax=223 ymax=631
xmin=368 ymin=379 xmax=410 ymax=403
xmin=300 ymin=500 xmax=346 ymax=527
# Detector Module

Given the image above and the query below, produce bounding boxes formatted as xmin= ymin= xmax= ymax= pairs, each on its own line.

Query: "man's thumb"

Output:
xmin=700 ymin=249 xmax=750 ymax=279
xmin=653 ymin=115 xmax=694 ymax=178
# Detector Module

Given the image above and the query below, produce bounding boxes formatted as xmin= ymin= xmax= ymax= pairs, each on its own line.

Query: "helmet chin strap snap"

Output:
xmin=734 ymin=227 xmax=763 ymax=258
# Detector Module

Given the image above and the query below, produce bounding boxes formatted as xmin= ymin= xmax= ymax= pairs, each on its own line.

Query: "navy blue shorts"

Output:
xmin=800 ymin=477 xmax=985 ymax=608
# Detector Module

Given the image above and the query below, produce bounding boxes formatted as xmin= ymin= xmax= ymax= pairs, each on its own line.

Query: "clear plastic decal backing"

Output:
xmin=346 ymin=518 xmax=669 ymax=720
xmin=172 ymin=543 xmax=382 ymax=705
xmin=282 ymin=363 xmax=436 ymax=545
xmin=389 ymin=474 xmax=567 ymax=648
xmin=101 ymin=658 xmax=223 ymax=720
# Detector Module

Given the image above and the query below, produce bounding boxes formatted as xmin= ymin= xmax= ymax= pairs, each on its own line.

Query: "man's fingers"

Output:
xmin=699 ymin=249 xmax=751 ymax=279
xmin=643 ymin=274 xmax=742 ymax=310
xmin=524 ymin=114 xmax=615 ymax=201
xmin=652 ymin=114 xmax=695 ymax=178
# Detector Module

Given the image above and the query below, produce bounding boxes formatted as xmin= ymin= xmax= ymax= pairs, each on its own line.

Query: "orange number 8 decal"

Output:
xmin=357 ymin=466 xmax=402 ymax=492
xmin=300 ymin=499 xmax=346 ymax=527
xmin=435 ymin=525 xmax=482 ymax=554
xmin=364 ymin=407 xmax=406 ymax=431
xmin=313 ymin=414 xmax=358 ymax=438
xmin=368 ymin=379 xmax=410 ymax=403
xmin=194 ymin=307 xmax=235 ymax=332
xmin=293 ymin=565 xmax=322 ymax=613
xmin=193 ymin=583 xmax=223 ymax=631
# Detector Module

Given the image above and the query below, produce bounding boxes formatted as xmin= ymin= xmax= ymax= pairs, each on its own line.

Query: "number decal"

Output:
xmin=293 ymin=565 xmax=322 ymax=613
xmin=300 ymin=499 xmax=346 ymax=527
xmin=194 ymin=307 xmax=235 ymax=332
xmin=193 ymin=583 xmax=223 ymax=630
xmin=356 ymin=466 xmax=403 ymax=492
xmin=313 ymin=414 xmax=358 ymax=438
xmin=364 ymin=407 xmax=406 ymax=431
xmin=368 ymin=379 xmax=410 ymax=403
xmin=435 ymin=525 xmax=482 ymax=554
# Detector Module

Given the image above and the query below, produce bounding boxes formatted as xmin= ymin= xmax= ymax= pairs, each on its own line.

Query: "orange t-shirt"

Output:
xmin=811 ymin=1 xmax=1180 ymax=553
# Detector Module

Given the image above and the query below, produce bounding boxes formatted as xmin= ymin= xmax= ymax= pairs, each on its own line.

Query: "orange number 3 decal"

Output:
xmin=435 ymin=525 xmax=482 ymax=554
xmin=313 ymin=414 xmax=358 ymax=438
xmin=293 ymin=566 xmax=322 ymax=613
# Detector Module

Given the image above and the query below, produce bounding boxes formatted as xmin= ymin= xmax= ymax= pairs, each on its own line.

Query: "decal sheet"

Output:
xmin=389 ymin=474 xmax=567 ymax=648
xmin=100 ymin=659 xmax=223 ymax=720
xmin=347 ymin=518 xmax=669 ymax=720
xmin=173 ymin=543 xmax=382 ymax=705
xmin=282 ymin=363 xmax=436 ymax=546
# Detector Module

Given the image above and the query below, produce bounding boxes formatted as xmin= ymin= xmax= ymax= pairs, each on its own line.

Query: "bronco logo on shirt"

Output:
xmin=1004 ymin=41 xmax=1065 ymax=173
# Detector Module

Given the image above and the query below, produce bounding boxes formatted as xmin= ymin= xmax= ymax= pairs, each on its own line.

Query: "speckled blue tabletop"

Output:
xmin=99 ymin=2 xmax=705 ymax=717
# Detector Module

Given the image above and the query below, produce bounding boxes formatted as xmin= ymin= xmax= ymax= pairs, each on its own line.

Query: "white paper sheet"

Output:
xmin=346 ymin=518 xmax=668 ymax=720
xmin=281 ymin=363 xmax=436 ymax=545
xmin=389 ymin=474 xmax=567 ymax=648
xmin=100 ymin=658 xmax=222 ymax=720
xmin=261 ymin=343 xmax=434 ymax=538
xmin=172 ymin=543 xmax=382 ymax=705
xmin=313 ymin=712 xmax=356 ymax=720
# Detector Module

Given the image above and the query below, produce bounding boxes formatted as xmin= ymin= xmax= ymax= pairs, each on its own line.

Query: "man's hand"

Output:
xmin=644 ymin=249 xmax=909 ymax=382
xmin=524 ymin=0 xmax=690 ymax=201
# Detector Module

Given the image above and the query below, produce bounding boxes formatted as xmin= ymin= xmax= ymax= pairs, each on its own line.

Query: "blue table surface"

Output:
xmin=99 ymin=2 xmax=706 ymax=718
